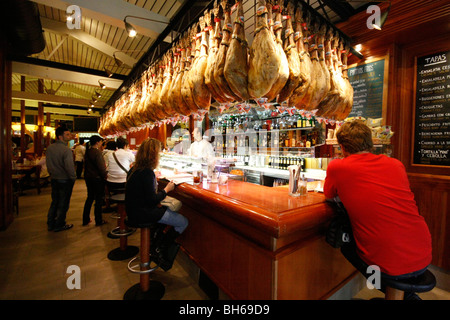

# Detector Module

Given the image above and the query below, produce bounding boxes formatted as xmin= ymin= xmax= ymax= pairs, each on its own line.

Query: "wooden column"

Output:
xmin=0 ymin=34 xmax=13 ymax=230
xmin=20 ymin=76 xmax=26 ymax=160
xmin=45 ymin=112 xmax=51 ymax=148
xmin=36 ymin=79 xmax=44 ymax=156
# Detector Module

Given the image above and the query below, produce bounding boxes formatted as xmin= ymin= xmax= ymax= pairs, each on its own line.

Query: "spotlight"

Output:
xmin=123 ymin=15 xmax=169 ymax=38
xmin=124 ymin=20 xmax=137 ymax=37
xmin=113 ymin=53 xmax=124 ymax=67
xmin=98 ymin=80 xmax=106 ymax=89
xmin=94 ymin=91 xmax=102 ymax=98
xmin=104 ymin=67 xmax=113 ymax=77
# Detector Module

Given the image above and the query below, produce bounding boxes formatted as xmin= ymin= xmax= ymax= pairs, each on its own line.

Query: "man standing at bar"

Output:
xmin=46 ymin=126 xmax=76 ymax=232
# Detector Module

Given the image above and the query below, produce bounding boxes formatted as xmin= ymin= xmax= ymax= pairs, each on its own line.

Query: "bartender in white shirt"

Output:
xmin=188 ymin=128 xmax=214 ymax=159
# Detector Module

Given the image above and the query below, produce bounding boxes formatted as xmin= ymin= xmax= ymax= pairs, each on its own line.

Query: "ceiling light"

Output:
xmin=372 ymin=2 xmax=391 ymax=30
xmin=104 ymin=67 xmax=114 ymax=77
xmin=113 ymin=53 xmax=124 ymax=67
xmin=94 ymin=91 xmax=102 ymax=98
xmin=124 ymin=21 xmax=137 ymax=37
xmin=98 ymin=81 xmax=106 ymax=89
xmin=123 ymin=15 xmax=169 ymax=38
xmin=92 ymin=96 xmax=98 ymax=103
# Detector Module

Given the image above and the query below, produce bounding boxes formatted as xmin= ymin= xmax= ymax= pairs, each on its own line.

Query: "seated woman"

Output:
xmin=125 ymin=138 xmax=188 ymax=271
xmin=324 ymin=120 xmax=432 ymax=300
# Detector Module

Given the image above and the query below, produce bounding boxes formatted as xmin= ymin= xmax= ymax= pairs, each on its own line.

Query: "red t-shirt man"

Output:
xmin=324 ymin=123 xmax=431 ymax=277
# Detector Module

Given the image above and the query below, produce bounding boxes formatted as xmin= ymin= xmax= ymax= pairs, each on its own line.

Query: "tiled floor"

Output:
xmin=1 ymin=179 xmax=449 ymax=300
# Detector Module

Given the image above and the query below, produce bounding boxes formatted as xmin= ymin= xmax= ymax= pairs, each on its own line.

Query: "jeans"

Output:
xmin=341 ymin=242 xmax=427 ymax=298
xmin=158 ymin=208 xmax=189 ymax=234
xmin=47 ymin=179 xmax=75 ymax=230
xmin=83 ymin=178 xmax=105 ymax=225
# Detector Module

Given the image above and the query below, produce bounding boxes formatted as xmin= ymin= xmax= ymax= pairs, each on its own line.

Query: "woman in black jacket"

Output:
xmin=126 ymin=138 xmax=188 ymax=270
xmin=82 ymin=135 xmax=107 ymax=226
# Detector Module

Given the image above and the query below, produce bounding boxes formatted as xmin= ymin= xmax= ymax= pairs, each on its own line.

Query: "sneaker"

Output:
xmin=54 ymin=224 xmax=73 ymax=232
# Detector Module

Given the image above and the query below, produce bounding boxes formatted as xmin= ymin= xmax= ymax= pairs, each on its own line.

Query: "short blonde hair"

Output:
xmin=133 ymin=138 xmax=161 ymax=170
xmin=336 ymin=120 xmax=373 ymax=154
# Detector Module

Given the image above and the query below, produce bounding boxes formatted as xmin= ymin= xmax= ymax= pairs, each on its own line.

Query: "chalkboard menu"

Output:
xmin=413 ymin=50 xmax=450 ymax=166
xmin=347 ymin=58 xmax=386 ymax=119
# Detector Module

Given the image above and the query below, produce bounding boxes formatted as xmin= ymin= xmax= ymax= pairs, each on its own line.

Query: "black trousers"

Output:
xmin=75 ymin=161 xmax=83 ymax=179
xmin=340 ymin=241 xmax=427 ymax=299
xmin=82 ymin=178 xmax=105 ymax=225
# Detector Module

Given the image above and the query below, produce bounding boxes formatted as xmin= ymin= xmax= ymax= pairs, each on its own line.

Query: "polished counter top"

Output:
xmin=160 ymin=176 xmax=332 ymax=239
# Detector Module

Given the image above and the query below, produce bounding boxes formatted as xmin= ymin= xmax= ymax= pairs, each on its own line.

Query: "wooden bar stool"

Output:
xmin=382 ymin=269 xmax=436 ymax=300
xmin=124 ymin=223 xmax=165 ymax=300
xmin=107 ymin=193 xmax=139 ymax=261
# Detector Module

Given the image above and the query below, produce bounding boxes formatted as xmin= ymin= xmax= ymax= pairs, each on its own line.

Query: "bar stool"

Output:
xmin=106 ymin=188 xmax=126 ymax=239
xmin=107 ymin=193 xmax=139 ymax=261
xmin=381 ymin=270 xmax=436 ymax=300
xmin=123 ymin=221 xmax=165 ymax=300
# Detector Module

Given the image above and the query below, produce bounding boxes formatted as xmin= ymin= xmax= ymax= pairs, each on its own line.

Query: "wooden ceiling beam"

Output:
xmin=12 ymin=90 xmax=102 ymax=108
xmin=12 ymin=61 xmax=123 ymax=89
xmin=31 ymin=0 xmax=169 ymax=40
xmin=40 ymin=17 xmax=138 ymax=67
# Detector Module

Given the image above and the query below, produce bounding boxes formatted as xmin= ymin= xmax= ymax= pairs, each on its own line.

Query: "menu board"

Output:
xmin=347 ymin=58 xmax=386 ymax=119
xmin=413 ymin=50 xmax=450 ymax=166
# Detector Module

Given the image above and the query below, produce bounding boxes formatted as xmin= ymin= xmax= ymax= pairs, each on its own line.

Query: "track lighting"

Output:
xmin=98 ymin=80 xmax=106 ymax=89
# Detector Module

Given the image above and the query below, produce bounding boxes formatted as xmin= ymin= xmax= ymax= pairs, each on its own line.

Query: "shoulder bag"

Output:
xmin=161 ymin=195 xmax=182 ymax=212
xmin=113 ymin=151 xmax=128 ymax=173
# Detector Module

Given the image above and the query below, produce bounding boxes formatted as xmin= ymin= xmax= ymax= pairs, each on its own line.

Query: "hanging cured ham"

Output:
xmin=248 ymin=0 xmax=284 ymax=99
xmin=169 ymin=38 xmax=192 ymax=116
xmin=224 ymin=0 xmax=250 ymax=101
xmin=204 ymin=5 xmax=230 ymax=104
xmin=181 ymin=26 xmax=200 ymax=113
xmin=300 ymin=18 xmax=329 ymax=110
xmin=159 ymin=51 xmax=176 ymax=116
xmin=289 ymin=5 xmax=312 ymax=108
xmin=213 ymin=0 xmax=242 ymax=102
xmin=129 ymin=79 xmax=144 ymax=127
xmin=277 ymin=1 xmax=302 ymax=103
xmin=136 ymin=71 xmax=150 ymax=124
xmin=264 ymin=0 xmax=289 ymax=102
xmin=189 ymin=16 xmax=211 ymax=111
xmin=316 ymin=31 xmax=346 ymax=118
xmin=143 ymin=68 xmax=158 ymax=122
xmin=334 ymin=44 xmax=353 ymax=120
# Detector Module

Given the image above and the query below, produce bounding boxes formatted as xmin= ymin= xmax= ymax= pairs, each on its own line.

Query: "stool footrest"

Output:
xmin=110 ymin=226 xmax=136 ymax=237
xmin=128 ymin=255 xmax=159 ymax=274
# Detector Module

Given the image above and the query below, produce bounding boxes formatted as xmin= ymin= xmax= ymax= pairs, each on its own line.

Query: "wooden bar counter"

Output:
xmin=159 ymin=177 xmax=356 ymax=300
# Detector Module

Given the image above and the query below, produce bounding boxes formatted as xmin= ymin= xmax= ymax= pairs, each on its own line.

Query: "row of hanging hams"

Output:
xmin=99 ymin=0 xmax=354 ymax=137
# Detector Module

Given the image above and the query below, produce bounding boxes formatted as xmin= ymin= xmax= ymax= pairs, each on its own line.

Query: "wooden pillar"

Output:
xmin=0 ymin=34 xmax=13 ymax=230
xmin=36 ymin=79 xmax=44 ymax=156
xmin=20 ymin=76 xmax=26 ymax=160
xmin=45 ymin=112 xmax=51 ymax=148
